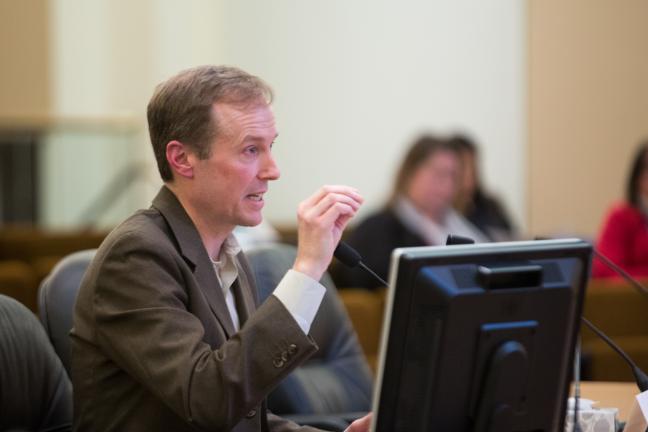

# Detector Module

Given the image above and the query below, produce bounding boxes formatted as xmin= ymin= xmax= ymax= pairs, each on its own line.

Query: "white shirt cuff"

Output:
xmin=272 ymin=269 xmax=326 ymax=335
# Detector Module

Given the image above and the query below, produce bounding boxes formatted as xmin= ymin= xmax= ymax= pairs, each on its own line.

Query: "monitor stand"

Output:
xmin=473 ymin=328 xmax=534 ymax=432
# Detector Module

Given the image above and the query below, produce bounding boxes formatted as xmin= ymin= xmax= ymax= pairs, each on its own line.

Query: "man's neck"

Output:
xmin=166 ymin=183 xmax=232 ymax=260
xmin=189 ymin=214 xmax=231 ymax=261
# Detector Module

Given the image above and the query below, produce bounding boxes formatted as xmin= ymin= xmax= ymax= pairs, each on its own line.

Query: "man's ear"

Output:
xmin=166 ymin=140 xmax=194 ymax=179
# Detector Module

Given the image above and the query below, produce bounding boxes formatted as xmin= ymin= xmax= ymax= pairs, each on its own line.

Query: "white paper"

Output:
xmin=623 ymin=391 xmax=648 ymax=432
xmin=637 ymin=390 xmax=648 ymax=420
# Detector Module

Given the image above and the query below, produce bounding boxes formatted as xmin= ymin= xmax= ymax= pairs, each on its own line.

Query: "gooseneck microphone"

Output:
xmin=445 ymin=234 xmax=476 ymax=245
xmin=587 ymin=251 xmax=648 ymax=392
xmin=593 ymin=249 xmax=648 ymax=298
xmin=581 ymin=317 xmax=648 ymax=391
xmin=334 ymin=241 xmax=388 ymax=287
xmin=333 ymin=235 xmax=468 ymax=286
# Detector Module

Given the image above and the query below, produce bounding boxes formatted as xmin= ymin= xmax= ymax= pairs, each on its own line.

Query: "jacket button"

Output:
xmin=246 ymin=409 xmax=256 ymax=418
xmin=273 ymin=358 xmax=285 ymax=368
xmin=287 ymin=344 xmax=297 ymax=355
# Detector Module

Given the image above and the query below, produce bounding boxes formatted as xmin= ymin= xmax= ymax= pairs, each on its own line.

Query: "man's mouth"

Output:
xmin=247 ymin=193 xmax=264 ymax=201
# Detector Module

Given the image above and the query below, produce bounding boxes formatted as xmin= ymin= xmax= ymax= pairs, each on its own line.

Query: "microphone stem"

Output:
xmin=581 ymin=318 xmax=634 ymax=370
xmin=590 ymin=245 xmax=648 ymax=392
xmin=581 ymin=317 xmax=648 ymax=392
xmin=358 ymin=262 xmax=388 ymax=287
xmin=593 ymin=249 xmax=648 ymax=297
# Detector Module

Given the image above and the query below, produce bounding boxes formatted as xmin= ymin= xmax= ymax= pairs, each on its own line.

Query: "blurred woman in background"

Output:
xmin=593 ymin=140 xmax=648 ymax=278
xmin=333 ymin=135 xmax=487 ymax=290
xmin=452 ymin=134 xmax=516 ymax=242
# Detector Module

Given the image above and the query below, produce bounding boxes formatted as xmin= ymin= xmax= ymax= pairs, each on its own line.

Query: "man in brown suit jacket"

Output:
xmin=70 ymin=66 xmax=371 ymax=432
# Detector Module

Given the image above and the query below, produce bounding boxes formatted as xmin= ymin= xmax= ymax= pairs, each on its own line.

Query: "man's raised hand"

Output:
xmin=293 ymin=185 xmax=363 ymax=281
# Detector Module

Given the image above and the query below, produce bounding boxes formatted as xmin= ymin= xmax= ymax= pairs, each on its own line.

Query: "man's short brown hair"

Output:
xmin=147 ymin=65 xmax=273 ymax=181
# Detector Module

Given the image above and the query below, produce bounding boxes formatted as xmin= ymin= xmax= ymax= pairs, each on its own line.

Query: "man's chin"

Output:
xmin=237 ymin=215 xmax=263 ymax=228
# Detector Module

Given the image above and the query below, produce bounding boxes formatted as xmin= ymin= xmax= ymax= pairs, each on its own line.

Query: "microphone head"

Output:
xmin=334 ymin=241 xmax=362 ymax=268
xmin=633 ymin=365 xmax=648 ymax=393
xmin=446 ymin=234 xmax=475 ymax=245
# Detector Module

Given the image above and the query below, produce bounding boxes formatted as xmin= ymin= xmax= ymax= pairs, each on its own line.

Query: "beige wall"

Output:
xmin=0 ymin=0 xmax=50 ymax=118
xmin=5 ymin=1 xmax=646 ymax=236
xmin=528 ymin=0 xmax=648 ymax=238
xmin=12 ymin=1 xmax=526 ymax=229
xmin=219 ymin=1 xmax=527 ymax=227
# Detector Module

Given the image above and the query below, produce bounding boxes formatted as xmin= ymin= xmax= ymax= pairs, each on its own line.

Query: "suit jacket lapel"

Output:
xmin=151 ymin=186 xmax=236 ymax=338
xmin=232 ymin=252 xmax=256 ymax=326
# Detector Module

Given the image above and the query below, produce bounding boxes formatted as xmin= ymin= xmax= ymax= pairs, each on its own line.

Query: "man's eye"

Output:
xmin=244 ymin=146 xmax=259 ymax=155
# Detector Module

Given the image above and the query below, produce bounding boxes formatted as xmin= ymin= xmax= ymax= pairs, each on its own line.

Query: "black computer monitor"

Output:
xmin=371 ymin=239 xmax=591 ymax=432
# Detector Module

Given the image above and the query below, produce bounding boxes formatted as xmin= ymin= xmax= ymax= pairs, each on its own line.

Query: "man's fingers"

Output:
xmin=318 ymin=201 xmax=357 ymax=230
xmin=301 ymin=192 xmax=361 ymax=221
xmin=293 ymin=185 xmax=363 ymax=281
xmin=348 ymin=412 xmax=372 ymax=432
xmin=335 ymin=212 xmax=354 ymax=230
xmin=300 ymin=185 xmax=363 ymax=209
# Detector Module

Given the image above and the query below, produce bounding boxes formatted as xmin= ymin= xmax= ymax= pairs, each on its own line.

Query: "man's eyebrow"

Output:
xmin=241 ymin=133 xmax=279 ymax=143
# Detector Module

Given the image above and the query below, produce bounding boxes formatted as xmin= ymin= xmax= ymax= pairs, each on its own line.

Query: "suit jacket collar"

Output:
xmin=151 ymin=186 xmax=204 ymax=268
xmin=151 ymin=185 xmax=245 ymax=337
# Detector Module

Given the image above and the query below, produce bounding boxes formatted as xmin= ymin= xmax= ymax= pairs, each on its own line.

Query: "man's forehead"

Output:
xmin=211 ymin=101 xmax=277 ymax=142
xmin=212 ymin=100 xmax=272 ymax=117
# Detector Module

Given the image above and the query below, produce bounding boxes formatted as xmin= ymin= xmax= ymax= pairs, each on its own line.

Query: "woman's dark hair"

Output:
xmin=449 ymin=134 xmax=477 ymax=154
xmin=387 ymin=135 xmax=458 ymax=207
xmin=626 ymin=140 xmax=648 ymax=207
xmin=449 ymin=133 xmax=483 ymax=198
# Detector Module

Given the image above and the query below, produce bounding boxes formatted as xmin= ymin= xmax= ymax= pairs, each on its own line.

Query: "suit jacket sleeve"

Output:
xmin=91 ymin=229 xmax=320 ymax=431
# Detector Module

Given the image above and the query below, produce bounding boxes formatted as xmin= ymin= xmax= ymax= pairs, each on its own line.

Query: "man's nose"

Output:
xmin=260 ymin=154 xmax=280 ymax=180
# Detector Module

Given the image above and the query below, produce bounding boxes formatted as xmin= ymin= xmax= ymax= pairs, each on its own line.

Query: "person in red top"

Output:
xmin=593 ymin=140 xmax=648 ymax=278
